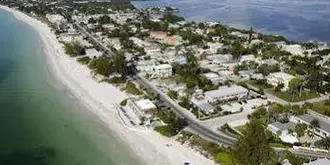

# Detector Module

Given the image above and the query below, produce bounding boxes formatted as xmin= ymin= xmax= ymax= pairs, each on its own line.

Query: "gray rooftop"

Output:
xmin=303 ymin=158 xmax=330 ymax=165
xmin=297 ymin=114 xmax=330 ymax=134
xmin=204 ymin=85 xmax=248 ymax=99
xmin=269 ymin=121 xmax=296 ymax=131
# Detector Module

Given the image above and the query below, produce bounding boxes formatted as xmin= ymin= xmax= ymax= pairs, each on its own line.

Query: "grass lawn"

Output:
xmin=234 ymin=125 xmax=247 ymax=133
xmin=216 ymin=152 xmax=234 ymax=165
xmin=270 ymin=143 xmax=292 ymax=149
xmin=312 ymin=100 xmax=330 ymax=116
xmin=124 ymin=82 xmax=143 ymax=95
xmin=268 ymin=90 xmax=319 ymax=102
xmin=247 ymin=80 xmax=273 ymax=91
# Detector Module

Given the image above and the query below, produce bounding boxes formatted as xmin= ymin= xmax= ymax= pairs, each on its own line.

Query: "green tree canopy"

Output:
xmin=112 ymin=51 xmax=127 ymax=76
xmin=88 ymin=57 xmax=111 ymax=76
xmin=233 ymin=119 xmax=276 ymax=165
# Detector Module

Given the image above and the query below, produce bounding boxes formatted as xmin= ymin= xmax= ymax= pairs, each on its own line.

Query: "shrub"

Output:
xmin=77 ymin=56 xmax=91 ymax=65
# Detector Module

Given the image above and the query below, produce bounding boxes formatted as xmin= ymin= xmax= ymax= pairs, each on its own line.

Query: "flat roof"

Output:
xmin=204 ymin=85 xmax=248 ymax=99
xmin=268 ymin=121 xmax=296 ymax=131
xmin=268 ymin=72 xmax=296 ymax=82
xmin=203 ymin=72 xmax=221 ymax=79
xmin=303 ymin=158 xmax=330 ymax=165
xmin=134 ymin=99 xmax=156 ymax=111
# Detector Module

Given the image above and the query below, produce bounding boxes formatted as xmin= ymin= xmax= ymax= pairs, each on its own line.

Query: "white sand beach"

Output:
xmin=0 ymin=5 xmax=216 ymax=165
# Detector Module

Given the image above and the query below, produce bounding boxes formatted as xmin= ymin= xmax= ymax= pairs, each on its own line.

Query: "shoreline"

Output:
xmin=0 ymin=5 xmax=216 ymax=165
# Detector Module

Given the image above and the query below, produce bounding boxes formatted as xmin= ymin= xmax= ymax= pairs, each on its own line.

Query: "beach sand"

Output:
xmin=0 ymin=5 xmax=216 ymax=165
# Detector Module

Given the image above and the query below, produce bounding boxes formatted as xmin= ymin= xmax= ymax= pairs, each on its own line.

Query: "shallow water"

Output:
xmin=0 ymin=9 xmax=140 ymax=165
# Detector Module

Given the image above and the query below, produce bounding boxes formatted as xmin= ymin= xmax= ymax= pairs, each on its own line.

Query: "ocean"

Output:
xmin=132 ymin=0 xmax=330 ymax=42
xmin=0 ymin=9 xmax=140 ymax=165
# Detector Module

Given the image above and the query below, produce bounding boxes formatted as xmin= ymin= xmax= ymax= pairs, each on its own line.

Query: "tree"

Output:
xmin=113 ymin=51 xmax=127 ymax=76
xmin=233 ymin=119 xmax=276 ymax=165
xmin=275 ymin=83 xmax=284 ymax=92
xmin=88 ymin=57 xmax=111 ymax=76
xmin=295 ymin=123 xmax=307 ymax=137
xmin=316 ymin=137 xmax=330 ymax=150
xmin=288 ymin=78 xmax=304 ymax=100
xmin=310 ymin=119 xmax=320 ymax=128
xmin=248 ymin=27 xmax=253 ymax=43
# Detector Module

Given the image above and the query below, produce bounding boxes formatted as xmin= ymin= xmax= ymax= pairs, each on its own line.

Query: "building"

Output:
xmin=291 ymin=114 xmax=330 ymax=138
xmin=267 ymin=72 xmax=296 ymax=91
xmin=121 ymin=99 xmax=157 ymax=125
xmin=46 ymin=14 xmax=67 ymax=27
xmin=150 ymin=31 xmax=167 ymax=41
xmin=267 ymin=121 xmax=299 ymax=144
xmin=302 ymin=158 xmax=330 ymax=165
xmin=282 ymin=158 xmax=330 ymax=165
xmin=204 ymin=85 xmax=249 ymax=103
xmin=282 ymin=44 xmax=304 ymax=56
xmin=190 ymin=89 xmax=214 ymax=115
xmin=153 ymin=64 xmax=173 ymax=78
xmin=203 ymin=72 xmax=224 ymax=85
xmin=239 ymin=54 xmax=256 ymax=63
xmin=205 ymin=54 xmax=233 ymax=64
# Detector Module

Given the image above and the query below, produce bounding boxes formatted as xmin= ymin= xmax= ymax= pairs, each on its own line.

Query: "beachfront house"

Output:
xmin=267 ymin=72 xmax=296 ymax=91
xmin=121 ymin=99 xmax=157 ymax=125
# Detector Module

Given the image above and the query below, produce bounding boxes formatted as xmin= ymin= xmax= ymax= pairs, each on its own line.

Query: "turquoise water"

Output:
xmin=0 ymin=10 xmax=140 ymax=165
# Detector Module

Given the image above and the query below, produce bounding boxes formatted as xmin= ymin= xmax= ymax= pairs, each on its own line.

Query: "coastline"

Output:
xmin=0 ymin=5 xmax=216 ymax=165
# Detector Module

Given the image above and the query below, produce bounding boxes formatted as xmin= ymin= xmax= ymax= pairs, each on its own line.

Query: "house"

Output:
xmin=239 ymin=54 xmax=256 ymax=63
xmin=153 ymin=64 xmax=173 ymax=78
xmin=204 ymin=85 xmax=249 ymax=103
xmin=167 ymin=35 xmax=183 ymax=47
xmin=267 ymin=121 xmax=299 ymax=144
xmin=207 ymin=42 xmax=223 ymax=54
xmin=267 ymin=72 xmax=296 ymax=91
xmin=121 ymin=99 xmax=156 ymax=125
xmin=150 ymin=31 xmax=167 ymax=41
xmin=190 ymin=89 xmax=214 ymax=115
xmin=291 ymin=114 xmax=330 ymax=138
xmin=136 ymin=60 xmax=155 ymax=75
xmin=203 ymin=72 xmax=224 ymax=85
xmin=170 ymin=55 xmax=187 ymax=65
xmin=282 ymin=44 xmax=304 ymax=56
xmin=205 ymin=54 xmax=233 ymax=64
xmin=46 ymin=14 xmax=67 ymax=27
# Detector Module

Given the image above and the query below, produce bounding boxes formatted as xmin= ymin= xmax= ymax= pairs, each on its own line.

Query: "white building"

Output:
xmin=153 ymin=64 xmax=172 ymax=78
xmin=239 ymin=54 xmax=256 ymax=63
xmin=136 ymin=61 xmax=172 ymax=79
xmin=46 ymin=14 xmax=67 ymax=26
xmin=204 ymin=85 xmax=249 ymax=103
xmin=267 ymin=72 xmax=296 ymax=91
xmin=203 ymin=72 xmax=224 ymax=85
xmin=190 ymin=89 xmax=214 ymax=115
xmin=122 ymin=99 xmax=157 ymax=125
xmin=282 ymin=44 xmax=304 ymax=56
